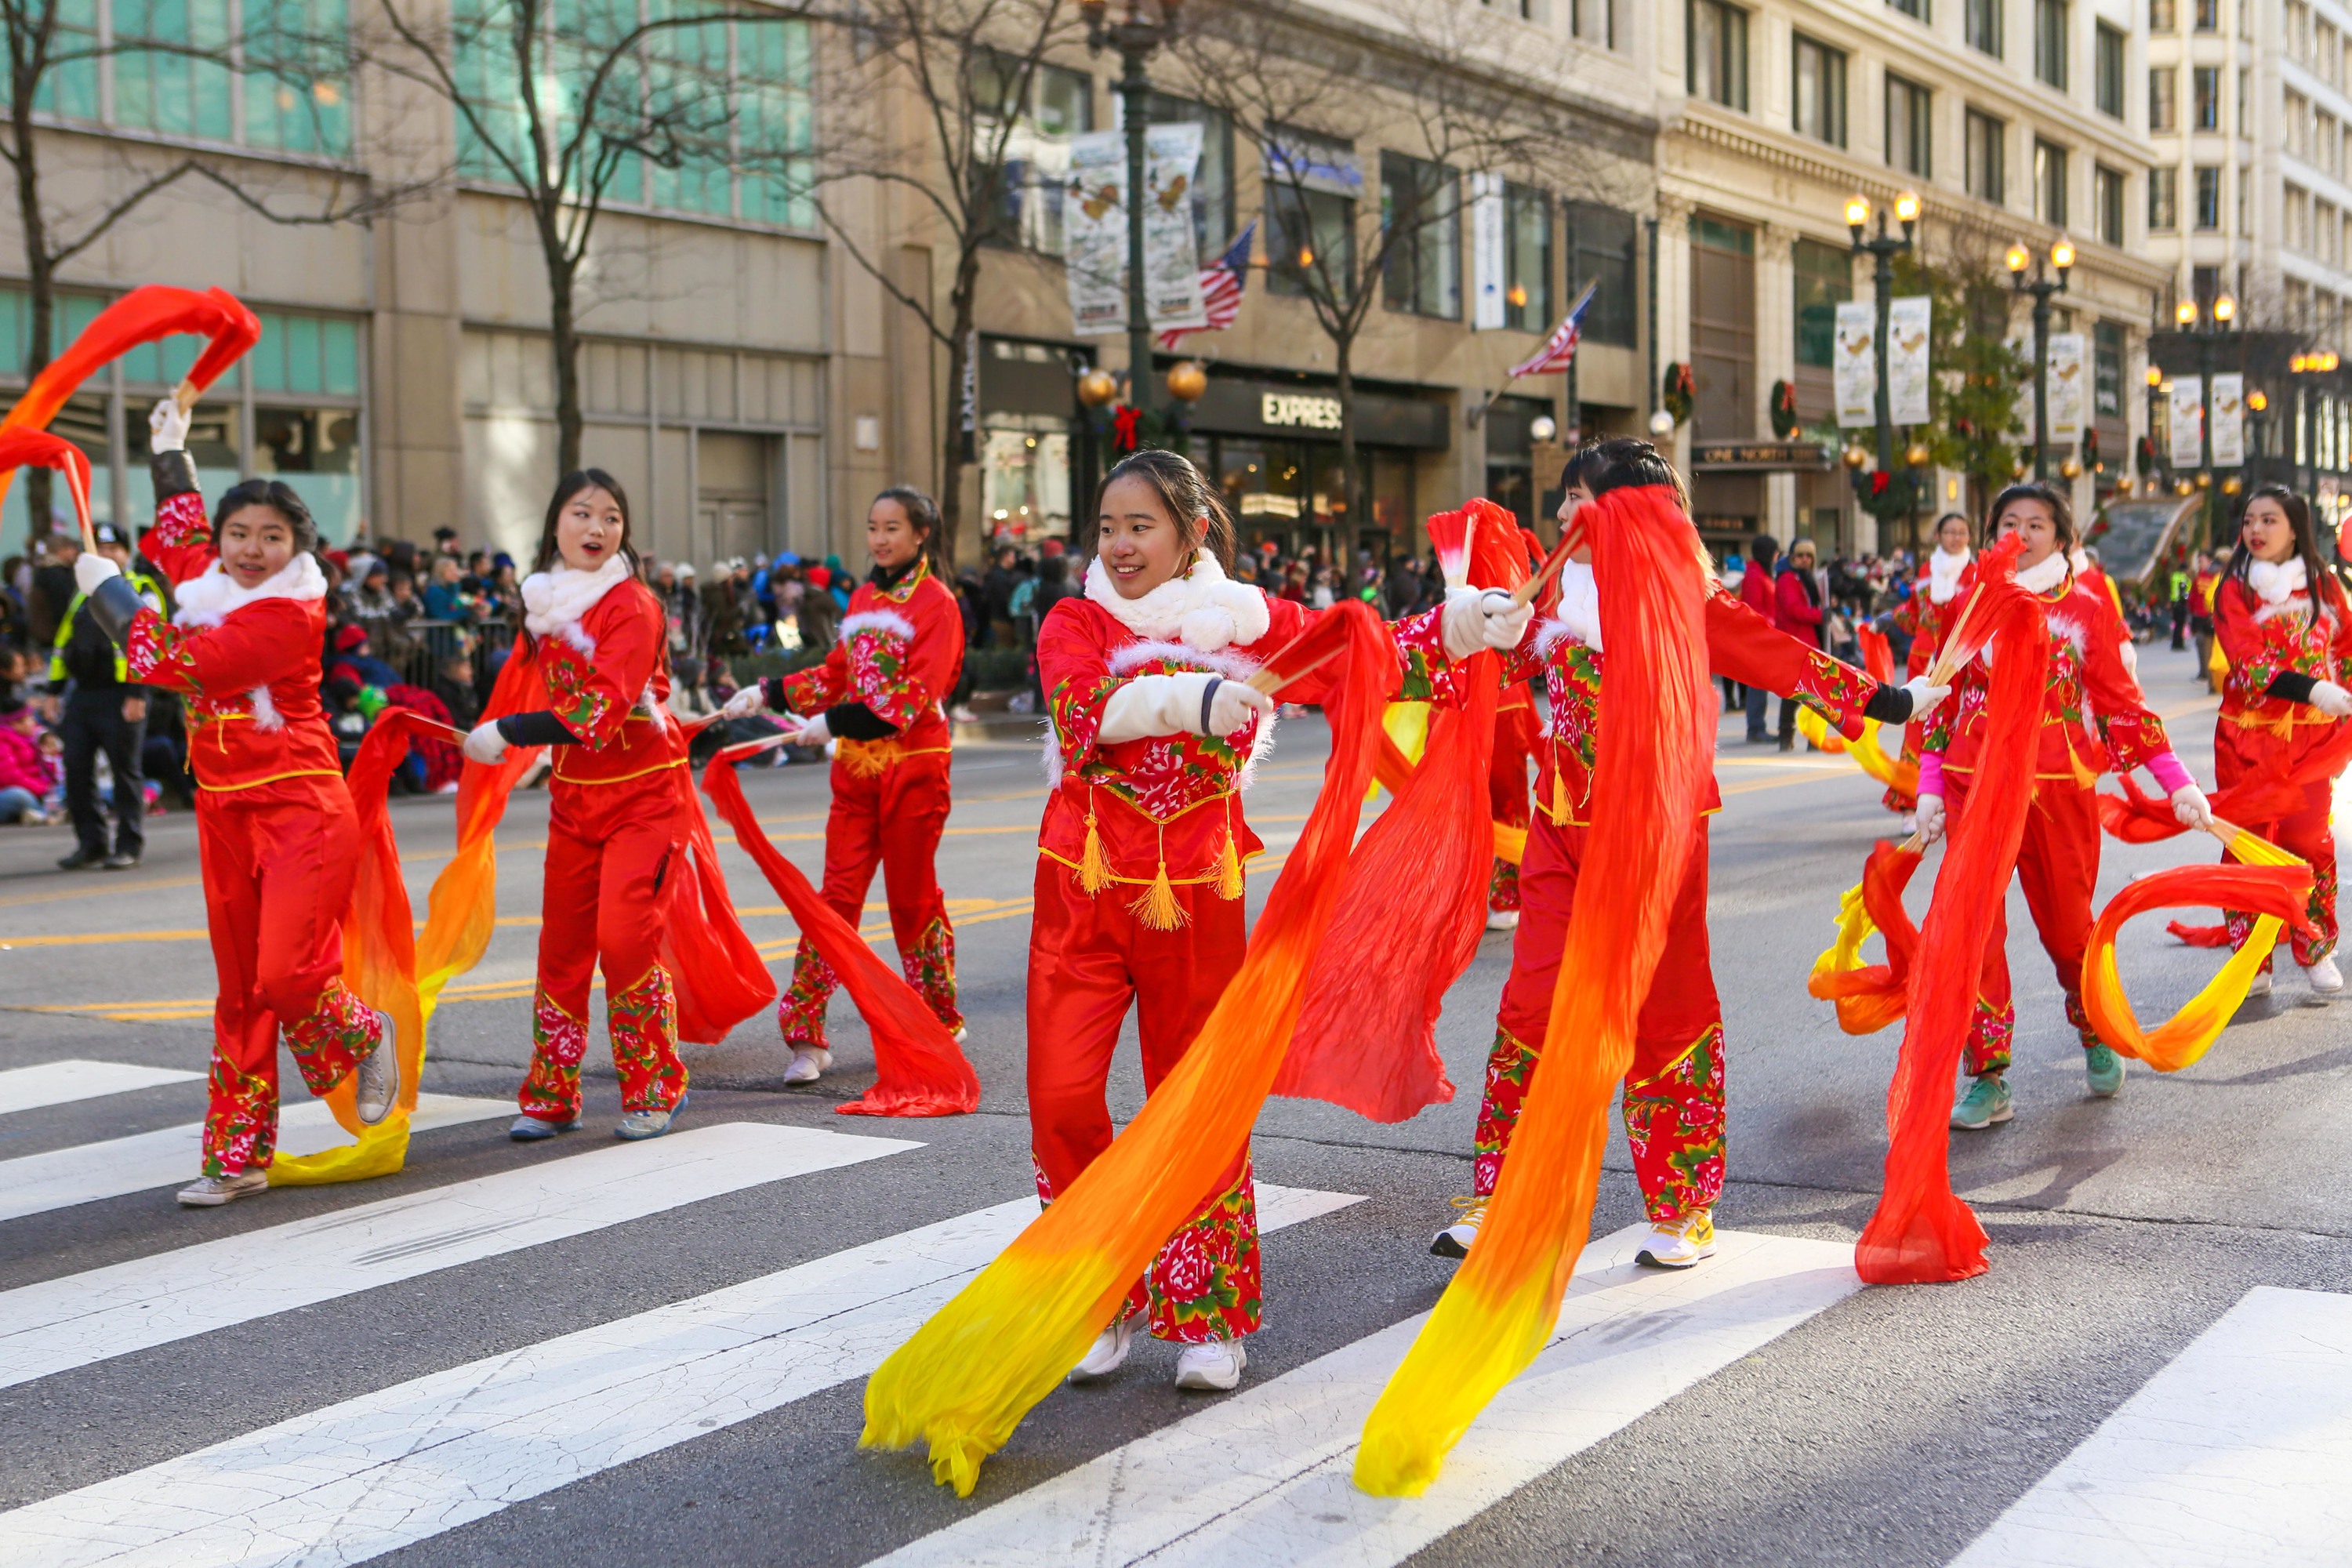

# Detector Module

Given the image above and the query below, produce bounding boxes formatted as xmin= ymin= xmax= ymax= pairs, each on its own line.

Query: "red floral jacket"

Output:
xmin=532 ymin=578 xmax=684 ymax=789
xmin=774 ymin=560 xmax=962 ymax=760
xmin=2215 ymin=571 xmax=2352 ymax=762
xmin=1504 ymin=589 xmax=1886 ymax=826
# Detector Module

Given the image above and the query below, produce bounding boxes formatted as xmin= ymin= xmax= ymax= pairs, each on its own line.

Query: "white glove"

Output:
xmin=792 ymin=712 xmax=832 ymax=747
xmin=1441 ymin=586 xmax=1485 ymax=659
xmin=2312 ymin=680 xmax=2352 ymax=719
xmin=1206 ymin=677 xmax=1276 ymax=735
xmin=1899 ymin=675 xmax=1952 ymax=722
xmin=720 ymin=683 xmax=768 ymax=720
xmin=2171 ymin=784 xmax=2215 ymax=829
xmin=463 ymin=720 xmax=508 ymax=766
xmin=1099 ymin=671 xmax=1274 ymax=742
xmin=148 ymin=397 xmax=190 ymax=455
xmin=73 ymin=553 xmax=120 ymax=595
xmin=1914 ymin=793 xmax=1946 ymax=846
xmin=1477 ymin=587 xmax=1534 ymax=653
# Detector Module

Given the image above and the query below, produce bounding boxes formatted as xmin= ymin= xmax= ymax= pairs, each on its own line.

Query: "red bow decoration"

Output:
xmin=1111 ymin=404 xmax=1141 ymax=452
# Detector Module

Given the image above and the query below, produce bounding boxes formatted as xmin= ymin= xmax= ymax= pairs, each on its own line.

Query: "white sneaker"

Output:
xmin=2249 ymin=969 xmax=2274 ymax=997
xmin=1068 ymin=1311 xmax=1140 ymax=1382
xmin=2306 ymin=956 xmax=2344 ymax=995
xmin=177 ymin=1169 xmax=268 ymax=1207
xmin=782 ymin=1047 xmax=832 ymax=1083
xmin=952 ymin=1026 xmax=969 ymax=1044
xmin=1634 ymin=1210 xmax=1718 ymax=1269
xmin=1173 ymin=1339 xmax=1247 ymax=1392
xmin=1429 ymin=1195 xmax=1487 ymax=1258
xmin=353 ymin=1010 xmax=399 ymax=1126
xmin=1484 ymin=909 xmax=1520 ymax=932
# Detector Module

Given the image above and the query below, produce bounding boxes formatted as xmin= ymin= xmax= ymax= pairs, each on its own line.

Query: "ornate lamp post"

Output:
xmin=1080 ymin=0 xmax=1185 ymax=419
xmin=2005 ymin=237 xmax=2076 ymax=481
xmin=1846 ymin=191 xmax=1919 ymax=482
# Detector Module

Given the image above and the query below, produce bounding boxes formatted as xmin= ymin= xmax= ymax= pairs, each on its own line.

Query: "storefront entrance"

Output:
xmin=1187 ymin=370 xmax=1447 ymax=564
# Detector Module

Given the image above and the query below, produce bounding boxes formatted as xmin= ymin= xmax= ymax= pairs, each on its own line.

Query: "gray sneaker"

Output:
xmin=353 ymin=1011 xmax=399 ymax=1125
xmin=615 ymin=1093 xmax=688 ymax=1141
xmin=509 ymin=1114 xmax=582 ymax=1141
xmin=177 ymin=1168 xmax=268 ymax=1207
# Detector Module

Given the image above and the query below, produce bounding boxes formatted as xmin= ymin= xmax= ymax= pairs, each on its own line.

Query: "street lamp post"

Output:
xmin=2176 ymin=292 xmax=2238 ymax=544
xmin=1846 ymin=191 xmax=1919 ymax=481
xmin=1080 ymin=0 xmax=1184 ymax=417
xmin=2005 ymin=238 xmax=2076 ymax=481
xmin=2144 ymin=364 xmax=2165 ymax=495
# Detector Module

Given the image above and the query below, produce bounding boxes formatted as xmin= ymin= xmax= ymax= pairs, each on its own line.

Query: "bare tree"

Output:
xmin=801 ymin=0 xmax=1077 ymax=565
xmin=1176 ymin=0 xmax=1638 ymax=523
xmin=366 ymin=0 xmax=819 ymax=476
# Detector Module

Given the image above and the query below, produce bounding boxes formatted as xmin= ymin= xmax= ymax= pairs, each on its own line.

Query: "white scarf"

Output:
xmin=171 ymin=552 xmax=327 ymax=630
xmin=1927 ymin=546 xmax=1969 ymax=605
xmin=1556 ymin=560 xmax=1602 ymax=652
xmin=2016 ymin=550 xmax=2070 ymax=595
xmin=522 ymin=555 xmax=630 ymax=639
xmin=1083 ymin=549 xmax=1270 ymax=653
xmin=2249 ymin=557 xmax=2309 ymax=608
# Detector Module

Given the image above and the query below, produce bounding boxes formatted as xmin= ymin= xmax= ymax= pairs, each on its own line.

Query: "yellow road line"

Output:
xmin=0 ymin=874 xmax=203 ymax=908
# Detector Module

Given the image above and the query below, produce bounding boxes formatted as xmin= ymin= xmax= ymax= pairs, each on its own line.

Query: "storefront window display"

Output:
xmin=982 ymin=425 xmax=1073 ymax=546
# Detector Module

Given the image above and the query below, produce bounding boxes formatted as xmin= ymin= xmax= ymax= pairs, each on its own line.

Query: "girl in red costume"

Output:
xmin=719 ymin=486 xmax=965 ymax=1082
xmin=1036 ymin=448 xmax=1512 ymax=1393
xmin=75 ymin=397 xmax=397 ymax=1206
xmin=2210 ymin=484 xmax=2352 ymax=997
xmin=1919 ymin=483 xmax=2212 ymax=1131
xmin=463 ymin=471 xmax=698 ymax=1142
xmin=1432 ymin=439 xmax=1946 ymax=1269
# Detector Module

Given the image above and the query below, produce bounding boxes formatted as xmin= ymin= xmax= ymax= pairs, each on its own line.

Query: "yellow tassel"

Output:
xmin=1213 ymin=834 xmax=1245 ymax=901
xmin=1131 ymin=860 xmax=1188 ymax=930
xmin=1077 ymin=813 xmax=1110 ymax=895
xmin=1550 ymin=766 xmax=1570 ymax=824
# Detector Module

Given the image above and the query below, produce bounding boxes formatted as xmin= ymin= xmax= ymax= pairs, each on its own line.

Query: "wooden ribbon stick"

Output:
xmin=1924 ymin=582 xmax=1989 ymax=688
xmin=1510 ymin=531 xmax=1577 ymax=610
xmin=1245 ymin=641 xmax=1345 ymax=697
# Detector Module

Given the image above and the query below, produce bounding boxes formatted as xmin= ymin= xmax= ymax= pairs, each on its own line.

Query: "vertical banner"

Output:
xmin=2209 ymin=372 xmax=2245 ymax=466
xmin=1887 ymin=296 xmax=1933 ymax=426
xmin=1471 ymin=172 xmax=1506 ymax=330
xmin=2169 ymin=375 xmax=2205 ymax=469
xmin=2045 ymin=332 xmax=2086 ymax=443
xmin=1142 ymin=122 xmax=1206 ymax=332
xmin=1834 ymin=300 xmax=1877 ymax=427
xmin=1063 ymin=125 xmax=1205 ymax=335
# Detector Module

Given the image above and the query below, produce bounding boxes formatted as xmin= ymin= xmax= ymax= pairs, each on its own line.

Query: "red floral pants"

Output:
xmin=1026 ymin=856 xmax=1258 ymax=1342
xmin=778 ymin=749 xmax=961 ymax=1046
xmin=1483 ymin=813 xmax=1726 ymax=1224
xmin=1489 ymin=702 xmax=1534 ymax=914
xmin=1946 ymin=771 xmax=2105 ymax=1074
xmin=2214 ymin=728 xmax=2339 ymax=969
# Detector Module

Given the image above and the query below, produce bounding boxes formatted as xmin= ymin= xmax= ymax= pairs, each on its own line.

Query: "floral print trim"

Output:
xmin=149 ymin=489 xmax=210 ymax=552
xmin=776 ymin=940 xmax=836 ymax=1050
xmin=1488 ymin=855 xmax=1521 ymax=914
xmin=202 ymin=1054 xmax=277 ymax=1177
xmin=124 ymin=613 xmax=205 ymax=692
xmin=1622 ymin=1025 xmax=1726 ymax=1225
xmin=1144 ymin=1161 xmax=1261 ymax=1343
xmin=541 ymin=643 xmax=619 ymax=750
xmin=778 ymin=662 xmax=848 ymax=718
xmin=902 ymin=914 xmax=962 ymax=1034
xmin=2063 ymin=989 xmax=2101 ymax=1053
xmin=844 ymin=613 xmax=928 ymax=731
xmin=608 ymin=964 xmax=685 ymax=1112
xmin=1963 ymin=995 xmax=2016 ymax=1078
xmin=280 ymin=980 xmax=379 ymax=1096
xmin=1471 ymin=1026 xmax=1540 ymax=1198
xmin=519 ymin=989 xmax=592 ymax=1120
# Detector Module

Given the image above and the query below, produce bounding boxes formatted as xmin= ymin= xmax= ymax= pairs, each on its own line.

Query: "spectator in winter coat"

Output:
xmin=1738 ymin=533 xmax=1780 ymax=742
xmin=797 ymin=564 xmax=840 ymax=653
xmin=0 ymin=702 xmax=56 ymax=822
xmin=1774 ymin=536 xmax=1827 ymax=750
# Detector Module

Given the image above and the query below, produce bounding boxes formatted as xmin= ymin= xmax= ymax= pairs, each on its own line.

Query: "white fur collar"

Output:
xmin=522 ymin=556 xmax=630 ymax=637
xmin=1555 ymin=560 xmax=1602 ymax=652
xmin=171 ymin=553 xmax=327 ymax=630
xmin=1927 ymin=547 xmax=1969 ymax=604
xmin=2016 ymin=551 xmax=2070 ymax=596
xmin=1083 ymin=550 xmax=1270 ymax=653
xmin=2249 ymin=557 xmax=2308 ymax=607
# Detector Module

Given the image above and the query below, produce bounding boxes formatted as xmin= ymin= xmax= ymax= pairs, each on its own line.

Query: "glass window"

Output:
xmin=1566 ymin=201 xmax=1638 ymax=347
xmin=1266 ymin=129 xmax=1358 ymax=302
xmin=111 ymin=0 xmax=234 ymax=142
xmin=2194 ymin=0 xmax=2216 ymax=27
xmin=2193 ymin=66 xmax=2219 ymax=131
xmin=975 ymin=52 xmax=1092 ymax=254
xmin=1886 ymin=74 xmax=1931 ymax=176
xmin=2149 ymin=67 xmax=2176 ymax=132
xmin=2036 ymin=0 xmax=2068 ymax=90
xmin=1145 ymin=93 xmax=1235 ymax=260
xmin=2196 ymin=165 xmax=2222 ymax=229
xmin=2148 ymin=165 xmax=2177 ymax=229
xmin=1888 ymin=0 xmax=1926 ymax=16
xmin=2096 ymin=165 xmax=2125 ymax=245
xmin=1381 ymin=151 xmax=1461 ymax=320
xmin=2151 ymin=0 xmax=2175 ymax=29
xmin=2094 ymin=320 xmax=2124 ymax=417
xmin=1688 ymin=0 xmax=1748 ymax=111
xmin=1967 ymin=0 xmax=2002 ymax=54
xmin=2036 ymin=139 xmax=2068 ymax=227
xmin=2096 ymin=23 xmax=2125 ymax=117
xmin=1504 ymin=183 xmax=1552 ymax=333
xmin=240 ymin=0 xmax=353 ymax=154
xmin=1791 ymin=34 xmax=1846 ymax=147
xmin=1966 ymin=109 xmax=2005 ymax=203
xmin=1791 ymin=238 xmax=1850 ymax=370
xmin=253 ymin=408 xmax=364 ymax=545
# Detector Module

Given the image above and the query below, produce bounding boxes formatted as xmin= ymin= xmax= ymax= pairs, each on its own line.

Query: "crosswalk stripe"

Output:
xmin=1949 ymin=1285 xmax=2352 ymax=1566
xmin=873 ymin=1225 xmax=1862 ymax=1568
xmin=0 ymin=1061 xmax=201 ymax=1116
xmin=0 ymin=1121 xmax=916 ymax=1392
xmin=0 ymin=1184 xmax=1363 ymax=1568
xmin=0 ymin=1094 xmax=513 ymax=1226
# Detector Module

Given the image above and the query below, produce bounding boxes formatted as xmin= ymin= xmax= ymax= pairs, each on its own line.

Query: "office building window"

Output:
xmin=2151 ymin=0 xmax=2175 ymax=27
xmin=2194 ymin=0 xmax=2216 ymax=27
xmin=2035 ymin=139 xmax=2068 ymax=227
xmin=2094 ymin=320 xmax=2124 ymax=418
xmin=1967 ymin=108 xmax=2005 ymax=203
xmin=1503 ymin=182 xmax=1552 ymax=333
xmin=1571 ymin=0 xmax=1618 ymax=46
xmin=2241 ymin=67 xmax=2252 ymax=135
xmin=1381 ymin=151 xmax=1461 ymax=320
xmin=1266 ymin=129 xmax=1359 ymax=302
xmin=1791 ymin=34 xmax=1846 ymax=146
xmin=1792 ymin=238 xmax=1851 ymax=370
xmin=2096 ymin=23 xmax=2124 ymax=117
xmin=2195 ymin=165 xmax=2222 ymax=230
xmin=1144 ymin=93 xmax=1237 ymax=260
xmin=1566 ymin=202 xmax=1639 ymax=347
xmin=1968 ymin=0 xmax=2002 ymax=55
xmin=2194 ymin=66 xmax=2219 ymax=130
xmin=2096 ymin=165 xmax=2125 ymax=244
xmin=1689 ymin=0 xmax=1749 ymax=111
xmin=2148 ymin=165 xmax=2176 ymax=229
xmin=2036 ymin=0 xmax=2068 ymax=89
xmin=1887 ymin=74 xmax=1932 ymax=176
xmin=2149 ymin=67 xmax=2176 ymax=131
xmin=1889 ymin=0 xmax=1927 ymax=15
xmin=40 ymin=0 xmax=353 ymax=155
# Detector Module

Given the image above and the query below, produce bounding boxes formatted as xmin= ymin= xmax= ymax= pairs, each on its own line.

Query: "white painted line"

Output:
xmin=874 ymin=1225 xmax=1862 ymax=1568
xmin=0 ymin=1095 xmax=514 ymax=1225
xmin=0 ymin=1185 xmax=1362 ymax=1568
xmin=0 ymin=1121 xmax=916 ymax=1392
xmin=0 ymin=1061 xmax=201 ymax=1116
xmin=1951 ymin=1285 xmax=2352 ymax=1568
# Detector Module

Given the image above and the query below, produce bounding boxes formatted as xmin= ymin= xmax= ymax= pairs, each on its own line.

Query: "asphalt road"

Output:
xmin=2 ymin=639 xmax=2347 ymax=1567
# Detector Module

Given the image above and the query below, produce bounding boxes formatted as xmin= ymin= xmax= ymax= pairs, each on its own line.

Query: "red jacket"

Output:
xmin=2213 ymin=570 xmax=2352 ymax=771
xmin=1774 ymin=564 xmax=1826 ymax=648
xmin=531 ymin=576 xmax=684 ymax=790
xmin=1738 ymin=559 xmax=1779 ymax=629
xmin=775 ymin=559 xmax=963 ymax=759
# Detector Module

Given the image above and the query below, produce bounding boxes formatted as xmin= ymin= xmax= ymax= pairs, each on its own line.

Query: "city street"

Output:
xmin=2 ymin=639 xmax=2348 ymax=1566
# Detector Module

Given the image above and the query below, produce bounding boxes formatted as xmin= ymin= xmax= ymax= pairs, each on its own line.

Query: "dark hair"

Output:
xmin=1748 ymin=533 xmax=1779 ymax=571
xmin=2229 ymin=484 xmax=2339 ymax=612
xmin=1985 ymin=482 xmax=2077 ymax=553
xmin=214 ymin=479 xmax=318 ymax=555
xmin=1933 ymin=511 xmax=1972 ymax=543
xmin=1560 ymin=437 xmax=1686 ymax=510
xmin=532 ymin=469 xmax=635 ymax=575
xmin=1098 ymin=448 xmax=1236 ymax=572
xmin=870 ymin=485 xmax=941 ymax=568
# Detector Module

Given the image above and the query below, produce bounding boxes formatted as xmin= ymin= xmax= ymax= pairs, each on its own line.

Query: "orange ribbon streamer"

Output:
xmin=0 ymin=429 xmax=95 ymax=547
xmin=1806 ymin=839 xmax=1924 ymax=1036
xmin=699 ymin=739 xmax=976 ymax=1116
xmin=861 ymin=601 xmax=1393 ymax=1496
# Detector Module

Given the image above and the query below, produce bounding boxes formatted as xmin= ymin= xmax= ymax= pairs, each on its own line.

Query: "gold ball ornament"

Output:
xmin=1166 ymin=361 xmax=1208 ymax=403
xmin=1905 ymin=442 xmax=1933 ymax=468
xmin=2222 ymin=476 xmax=2243 ymax=495
xmin=2060 ymin=457 xmax=2083 ymax=480
xmin=1842 ymin=446 xmax=1869 ymax=470
xmin=1076 ymin=368 xmax=1119 ymax=408
xmin=2195 ymin=471 xmax=2212 ymax=489
xmin=2176 ymin=479 xmax=2195 ymax=495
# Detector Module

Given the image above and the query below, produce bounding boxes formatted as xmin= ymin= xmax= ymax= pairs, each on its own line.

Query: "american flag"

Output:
xmin=1507 ymin=281 xmax=1599 ymax=379
xmin=1156 ymin=220 xmax=1258 ymax=351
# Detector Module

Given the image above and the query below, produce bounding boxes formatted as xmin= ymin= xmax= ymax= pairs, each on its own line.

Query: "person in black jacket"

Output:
xmin=49 ymin=524 xmax=164 ymax=869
